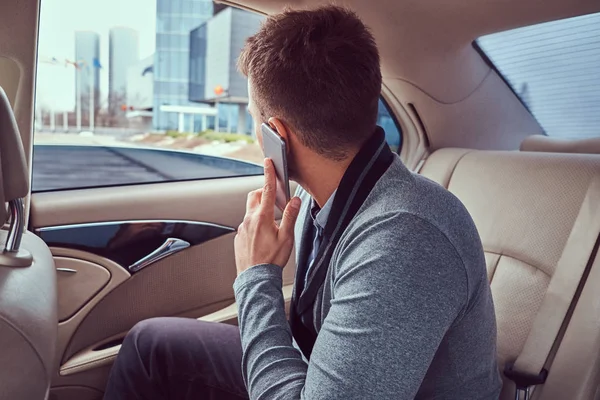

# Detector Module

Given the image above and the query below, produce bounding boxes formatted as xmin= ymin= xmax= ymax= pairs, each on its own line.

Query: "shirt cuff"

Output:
xmin=233 ymin=263 xmax=283 ymax=294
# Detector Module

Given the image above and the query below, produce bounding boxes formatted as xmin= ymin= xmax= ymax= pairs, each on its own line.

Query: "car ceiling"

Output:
xmin=226 ymin=0 xmax=600 ymax=102
xmin=222 ymin=0 xmax=600 ymax=154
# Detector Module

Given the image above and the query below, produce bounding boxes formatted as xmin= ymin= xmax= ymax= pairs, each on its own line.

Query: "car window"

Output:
xmin=378 ymin=98 xmax=402 ymax=153
xmin=34 ymin=0 xmax=402 ymax=192
xmin=477 ymin=12 xmax=600 ymax=138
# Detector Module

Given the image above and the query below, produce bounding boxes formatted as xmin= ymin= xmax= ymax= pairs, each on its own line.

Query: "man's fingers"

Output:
xmin=279 ymin=196 xmax=301 ymax=240
xmin=246 ymin=189 xmax=262 ymax=213
xmin=261 ymin=158 xmax=277 ymax=212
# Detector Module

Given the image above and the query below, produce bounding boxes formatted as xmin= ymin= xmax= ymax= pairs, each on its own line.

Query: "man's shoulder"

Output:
xmin=345 ymin=159 xmax=487 ymax=298
xmin=340 ymin=209 xmax=464 ymax=265
xmin=356 ymin=159 xmax=476 ymax=238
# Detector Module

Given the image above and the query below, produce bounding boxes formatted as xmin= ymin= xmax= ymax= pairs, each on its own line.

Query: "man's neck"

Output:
xmin=297 ymin=155 xmax=355 ymax=208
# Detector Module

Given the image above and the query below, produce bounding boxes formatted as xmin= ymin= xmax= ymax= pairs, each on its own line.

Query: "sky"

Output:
xmin=36 ymin=0 xmax=157 ymax=111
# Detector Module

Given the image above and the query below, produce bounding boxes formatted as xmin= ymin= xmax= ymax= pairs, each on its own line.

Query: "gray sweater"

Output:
xmin=233 ymin=156 xmax=502 ymax=399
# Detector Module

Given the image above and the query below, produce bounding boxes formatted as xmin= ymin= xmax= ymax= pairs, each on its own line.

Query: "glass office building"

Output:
xmin=74 ymin=31 xmax=100 ymax=113
xmin=109 ymin=27 xmax=140 ymax=110
xmin=189 ymin=7 xmax=263 ymax=134
xmin=153 ymin=0 xmax=213 ymax=131
xmin=189 ymin=25 xmax=207 ymax=105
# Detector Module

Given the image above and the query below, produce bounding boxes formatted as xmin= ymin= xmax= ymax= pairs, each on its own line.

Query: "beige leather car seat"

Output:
xmin=521 ymin=135 xmax=600 ymax=154
xmin=0 ymin=86 xmax=58 ymax=400
xmin=421 ymin=149 xmax=600 ymax=400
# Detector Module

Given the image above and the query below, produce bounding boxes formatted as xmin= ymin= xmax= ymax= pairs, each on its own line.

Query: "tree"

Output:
xmin=78 ymin=87 xmax=102 ymax=127
xmin=104 ymin=90 xmax=129 ymax=127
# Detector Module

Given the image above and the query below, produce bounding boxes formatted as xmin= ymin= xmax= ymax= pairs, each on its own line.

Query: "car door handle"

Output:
xmin=56 ymin=267 xmax=78 ymax=273
xmin=128 ymin=238 xmax=190 ymax=273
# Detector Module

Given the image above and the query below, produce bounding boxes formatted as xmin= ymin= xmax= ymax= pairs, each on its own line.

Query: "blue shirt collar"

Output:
xmin=310 ymin=190 xmax=337 ymax=231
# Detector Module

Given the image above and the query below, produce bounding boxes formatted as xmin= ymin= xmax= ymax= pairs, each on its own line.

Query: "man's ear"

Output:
xmin=268 ymin=117 xmax=289 ymax=142
xmin=268 ymin=117 xmax=300 ymax=179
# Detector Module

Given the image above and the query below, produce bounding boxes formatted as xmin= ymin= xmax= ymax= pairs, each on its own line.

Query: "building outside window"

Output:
xmin=74 ymin=31 xmax=100 ymax=128
xmin=109 ymin=27 xmax=140 ymax=113
xmin=189 ymin=7 xmax=263 ymax=135
xmin=153 ymin=0 xmax=214 ymax=131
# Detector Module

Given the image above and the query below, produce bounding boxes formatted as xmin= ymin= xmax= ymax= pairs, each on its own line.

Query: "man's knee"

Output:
xmin=122 ymin=318 xmax=220 ymax=372
xmin=108 ymin=318 xmax=245 ymax=399
xmin=119 ymin=318 xmax=178 ymax=369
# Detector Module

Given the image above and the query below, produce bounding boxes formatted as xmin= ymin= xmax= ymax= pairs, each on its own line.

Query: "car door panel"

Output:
xmin=37 ymin=220 xmax=235 ymax=271
xmin=55 ymin=256 xmax=111 ymax=321
xmin=63 ymin=232 xmax=238 ymax=360
xmin=29 ymin=176 xmax=297 ymax=399
xmin=51 ymin=248 xmax=130 ymax=387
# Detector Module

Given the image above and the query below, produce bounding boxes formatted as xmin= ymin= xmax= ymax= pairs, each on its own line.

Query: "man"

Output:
xmin=104 ymin=5 xmax=501 ymax=399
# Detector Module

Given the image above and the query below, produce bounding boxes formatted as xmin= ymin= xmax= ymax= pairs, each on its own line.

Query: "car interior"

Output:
xmin=0 ymin=0 xmax=599 ymax=399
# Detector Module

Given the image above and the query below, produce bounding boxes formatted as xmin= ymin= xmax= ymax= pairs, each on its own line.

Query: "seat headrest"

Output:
xmin=521 ymin=135 xmax=600 ymax=155
xmin=0 ymin=86 xmax=28 ymax=224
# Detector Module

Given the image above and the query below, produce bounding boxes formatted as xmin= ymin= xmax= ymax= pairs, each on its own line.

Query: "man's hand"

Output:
xmin=235 ymin=159 xmax=301 ymax=275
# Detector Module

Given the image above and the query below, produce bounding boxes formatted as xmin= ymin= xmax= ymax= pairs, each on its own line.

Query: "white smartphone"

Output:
xmin=261 ymin=123 xmax=291 ymax=211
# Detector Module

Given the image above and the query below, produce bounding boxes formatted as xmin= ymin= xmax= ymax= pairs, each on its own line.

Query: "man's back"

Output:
xmin=293 ymin=156 xmax=501 ymax=398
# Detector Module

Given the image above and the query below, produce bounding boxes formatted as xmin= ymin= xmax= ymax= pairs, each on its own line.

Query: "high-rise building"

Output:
xmin=74 ymin=31 xmax=100 ymax=115
xmin=127 ymin=55 xmax=154 ymax=111
xmin=126 ymin=55 xmax=155 ymax=130
xmin=153 ymin=0 xmax=213 ymax=131
xmin=189 ymin=7 xmax=264 ymax=134
xmin=109 ymin=27 xmax=140 ymax=110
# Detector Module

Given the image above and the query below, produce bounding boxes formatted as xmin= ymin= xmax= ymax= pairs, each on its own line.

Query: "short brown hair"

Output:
xmin=238 ymin=6 xmax=381 ymax=160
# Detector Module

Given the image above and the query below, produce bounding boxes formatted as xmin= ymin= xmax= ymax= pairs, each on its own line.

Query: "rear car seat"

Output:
xmin=0 ymin=87 xmax=58 ymax=399
xmin=420 ymin=148 xmax=600 ymax=400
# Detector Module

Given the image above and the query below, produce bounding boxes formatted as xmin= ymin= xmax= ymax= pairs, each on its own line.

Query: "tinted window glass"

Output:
xmin=478 ymin=13 xmax=600 ymax=138
xmin=378 ymin=98 xmax=402 ymax=153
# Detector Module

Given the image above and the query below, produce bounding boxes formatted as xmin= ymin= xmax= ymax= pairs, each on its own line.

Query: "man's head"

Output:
xmin=239 ymin=5 xmax=381 ymax=162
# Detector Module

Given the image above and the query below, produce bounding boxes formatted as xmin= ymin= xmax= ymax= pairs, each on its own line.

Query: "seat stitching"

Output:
xmin=488 ymin=252 xmax=502 ymax=283
xmin=0 ymin=313 xmax=50 ymax=378
xmin=485 ymin=250 xmax=551 ymax=278
xmin=446 ymin=150 xmax=472 ymax=189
